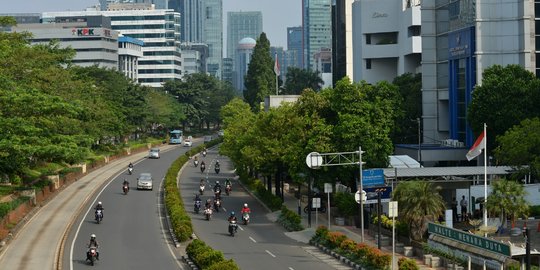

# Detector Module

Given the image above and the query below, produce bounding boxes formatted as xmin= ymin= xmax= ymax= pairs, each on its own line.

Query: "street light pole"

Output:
xmin=359 ymin=147 xmax=365 ymax=243
xmin=525 ymin=227 xmax=531 ymax=270
xmin=417 ymin=118 xmax=422 ymax=166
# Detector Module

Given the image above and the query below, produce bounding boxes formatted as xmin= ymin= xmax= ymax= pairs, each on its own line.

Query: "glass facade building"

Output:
xmin=302 ymin=0 xmax=332 ymax=70
xmin=202 ymin=0 xmax=223 ymax=78
xmin=227 ymin=11 xmax=263 ymax=70
xmin=287 ymin=26 xmax=303 ymax=69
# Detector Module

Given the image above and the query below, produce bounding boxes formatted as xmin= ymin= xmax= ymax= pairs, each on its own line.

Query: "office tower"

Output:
xmin=287 ymin=26 xmax=303 ymax=69
xmin=203 ymin=0 xmax=223 ymax=78
xmin=173 ymin=0 xmax=203 ymax=42
xmin=43 ymin=4 xmax=182 ymax=88
xmin=234 ymin=37 xmax=256 ymax=92
xmin=222 ymin=57 xmax=233 ymax=85
xmin=227 ymin=11 xmax=262 ymax=65
xmin=302 ymin=0 xmax=332 ymax=70
xmin=331 ymin=0 xmax=353 ymax=85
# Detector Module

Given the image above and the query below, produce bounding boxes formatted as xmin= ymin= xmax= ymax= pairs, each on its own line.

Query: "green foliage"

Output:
xmin=186 ymin=239 xmax=240 ymax=269
xmin=244 ymin=32 xmax=275 ymax=111
xmin=398 ymin=258 xmax=419 ymax=270
xmin=372 ymin=214 xmax=409 ymax=237
xmin=391 ymin=73 xmax=421 ymax=144
xmin=468 ymin=65 xmax=540 ymax=151
xmin=255 ymin=183 xmax=283 ymax=211
xmin=495 ymin=118 xmax=540 ymax=180
xmin=486 ymin=179 xmax=529 ymax=226
xmin=530 ymin=205 xmax=540 ymax=217
xmin=283 ymin=67 xmax=324 ymax=94
xmin=0 ymin=196 xmax=30 ymax=219
xmin=206 ymin=259 xmax=240 ymax=270
xmin=333 ymin=192 xmax=357 ymax=217
xmin=277 ymin=205 xmax=304 ymax=231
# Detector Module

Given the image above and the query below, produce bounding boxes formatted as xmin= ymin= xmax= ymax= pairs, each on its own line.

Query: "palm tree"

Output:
xmin=486 ymin=179 xmax=529 ymax=230
xmin=393 ymin=180 xmax=446 ymax=241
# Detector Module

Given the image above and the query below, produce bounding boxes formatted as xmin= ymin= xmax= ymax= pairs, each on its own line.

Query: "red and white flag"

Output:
xmin=274 ymin=55 xmax=280 ymax=76
xmin=466 ymin=131 xmax=486 ymax=161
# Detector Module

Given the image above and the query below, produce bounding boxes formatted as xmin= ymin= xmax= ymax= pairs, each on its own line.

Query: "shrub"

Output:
xmin=339 ymin=239 xmax=356 ymax=253
xmin=0 ymin=196 xmax=30 ymax=219
xmin=255 ymin=184 xmax=282 ymax=211
xmin=311 ymin=225 xmax=329 ymax=244
xmin=197 ymin=249 xmax=225 ymax=269
xmin=277 ymin=206 xmax=304 ymax=231
xmin=530 ymin=205 xmax=540 ymax=217
xmin=333 ymin=192 xmax=357 ymax=216
xmin=354 ymin=243 xmax=370 ymax=258
xmin=398 ymin=257 xmax=420 ymax=270
xmin=326 ymin=231 xmax=347 ymax=249
xmin=366 ymin=247 xmax=391 ymax=269
xmin=207 ymin=259 xmax=240 ymax=270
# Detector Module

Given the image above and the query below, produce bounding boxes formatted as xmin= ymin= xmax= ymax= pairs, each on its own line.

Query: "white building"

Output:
xmin=352 ymin=0 xmax=421 ymax=84
xmin=42 ymin=4 xmax=182 ymax=87
xmin=118 ymin=35 xmax=143 ymax=81
xmin=234 ymin=37 xmax=256 ymax=93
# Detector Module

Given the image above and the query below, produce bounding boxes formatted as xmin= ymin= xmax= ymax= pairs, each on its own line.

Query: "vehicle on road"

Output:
xmin=204 ymin=207 xmax=212 ymax=220
xmin=128 ymin=167 xmax=133 ymax=175
xmin=148 ymin=147 xmax=160 ymax=159
xmin=242 ymin=212 xmax=250 ymax=225
xmin=225 ymin=183 xmax=231 ymax=196
xmin=169 ymin=130 xmax=183 ymax=144
xmin=183 ymin=139 xmax=192 ymax=147
xmin=137 ymin=173 xmax=153 ymax=190
xmin=122 ymin=183 xmax=129 ymax=195
xmin=95 ymin=210 xmax=103 ymax=224
xmin=228 ymin=220 xmax=238 ymax=236
xmin=86 ymin=247 xmax=98 ymax=266
xmin=194 ymin=200 xmax=201 ymax=214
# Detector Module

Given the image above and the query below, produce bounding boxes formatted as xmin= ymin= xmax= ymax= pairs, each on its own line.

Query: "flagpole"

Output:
xmin=275 ymin=53 xmax=279 ymax=95
xmin=483 ymin=123 xmax=488 ymax=228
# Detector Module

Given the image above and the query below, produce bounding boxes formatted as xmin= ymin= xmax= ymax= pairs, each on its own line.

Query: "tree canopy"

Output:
xmin=243 ymin=32 xmax=275 ymax=112
xmin=283 ymin=67 xmax=324 ymax=95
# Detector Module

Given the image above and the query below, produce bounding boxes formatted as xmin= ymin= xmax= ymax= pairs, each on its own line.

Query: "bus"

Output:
xmin=169 ymin=130 xmax=183 ymax=144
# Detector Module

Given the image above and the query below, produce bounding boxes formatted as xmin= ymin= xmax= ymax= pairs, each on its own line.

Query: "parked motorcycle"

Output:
xmin=213 ymin=198 xmax=221 ymax=212
xmin=228 ymin=220 xmax=238 ymax=237
xmin=225 ymin=184 xmax=231 ymax=196
xmin=204 ymin=207 xmax=213 ymax=220
xmin=242 ymin=212 xmax=250 ymax=225
xmin=95 ymin=210 xmax=103 ymax=224
xmin=86 ymin=247 xmax=98 ymax=266
xmin=194 ymin=200 xmax=201 ymax=214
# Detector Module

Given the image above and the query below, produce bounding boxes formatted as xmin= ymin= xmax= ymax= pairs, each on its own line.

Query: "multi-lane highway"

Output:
xmin=179 ymin=147 xmax=336 ymax=270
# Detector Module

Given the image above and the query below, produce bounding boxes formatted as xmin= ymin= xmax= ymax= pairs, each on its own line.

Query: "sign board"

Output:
xmin=306 ymin=152 xmax=323 ymax=169
xmin=312 ymin=197 xmax=321 ymax=208
xmin=388 ymin=201 xmax=398 ymax=218
xmin=363 ymin=186 xmax=392 ymax=204
xmin=361 ymin=169 xmax=384 ymax=187
xmin=324 ymin=183 xmax=332 ymax=193
xmin=355 ymin=190 xmax=366 ymax=204
xmin=428 ymin=223 xmax=511 ymax=257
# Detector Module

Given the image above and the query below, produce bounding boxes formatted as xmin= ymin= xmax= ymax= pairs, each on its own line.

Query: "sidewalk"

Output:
xmin=276 ymin=188 xmax=438 ymax=270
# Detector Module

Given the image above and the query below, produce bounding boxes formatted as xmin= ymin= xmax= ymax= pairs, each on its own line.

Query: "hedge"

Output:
xmin=277 ymin=205 xmax=304 ymax=231
xmin=186 ymin=239 xmax=240 ymax=269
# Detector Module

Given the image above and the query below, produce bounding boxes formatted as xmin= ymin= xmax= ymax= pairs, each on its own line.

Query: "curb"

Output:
xmin=233 ymin=175 xmax=273 ymax=214
xmin=181 ymin=255 xmax=199 ymax=270
xmin=311 ymin=242 xmax=366 ymax=270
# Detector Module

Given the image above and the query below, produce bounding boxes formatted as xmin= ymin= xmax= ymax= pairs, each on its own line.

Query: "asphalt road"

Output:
xmin=179 ymin=147 xmax=336 ymax=270
xmin=60 ymin=142 xmax=197 ymax=270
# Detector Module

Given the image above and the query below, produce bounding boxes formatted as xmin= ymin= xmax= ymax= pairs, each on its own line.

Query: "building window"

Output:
xmin=408 ymin=25 xmax=421 ymax=37
xmin=366 ymin=34 xmax=371 ymax=45
xmin=366 ymin=59 xmax=371 ymax=69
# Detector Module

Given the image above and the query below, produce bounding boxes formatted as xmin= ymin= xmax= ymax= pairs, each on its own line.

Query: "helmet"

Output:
xmin=91 ymin=234 xmax=96 ymax=238
xmin=98 ymin=202 xmax=102 ymax=205
xmin=216 ymin=181 xmax=219 ymax=184
xmin=230 ymin=211 xmax=235 ymax=216
xmin=244 ymin=203 xmax=248 ymax=208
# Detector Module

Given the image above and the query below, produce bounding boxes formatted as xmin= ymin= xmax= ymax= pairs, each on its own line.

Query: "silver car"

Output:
xmin=148 ymin=147 xmax=160 ymax=159
xmin=137 ymin=173 xmax=153 ymax=190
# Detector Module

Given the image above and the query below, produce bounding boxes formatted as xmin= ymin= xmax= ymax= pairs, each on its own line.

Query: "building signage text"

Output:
xmin=428 ymin=223 xmax=510 ymax=257
xmin=372 ymin=12 xmax=388 ymax=18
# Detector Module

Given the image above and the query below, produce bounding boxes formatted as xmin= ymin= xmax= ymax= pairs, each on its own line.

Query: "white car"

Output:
xmin=137 ymin=173 xmax=153 ymax=190
xmin=148 ymin=147 xmax=160 ymax=159
xmin=183 ymin=139 xmax=193 ymax=147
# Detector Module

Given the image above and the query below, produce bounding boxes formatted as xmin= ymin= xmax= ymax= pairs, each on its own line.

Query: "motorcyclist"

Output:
xmin=241 ymin=203 xmax=251 ymax=215
xmin=228 ymin=211 xmax=238 ymax=222
xmin=194 ymin=194 xmax=202 ymax=212
xmin=205 ymin=198 xmax=213 ymax=209
xmin=194 ymin=156 xmax=199 ymax=167
xmin=200 ymin=161 xmax=206 ymax=171
xmin=87 ymin=234 xmax=100 ymax=260
xmin=225 ymin=178 xmax=232 ymax=189
xmin=128 ymin=162 xmax=133 ymax=169
xmin=213 ymin=181 xmax=221 ymax=194
xmin=95 ymin=201 xmax=104 ymax=218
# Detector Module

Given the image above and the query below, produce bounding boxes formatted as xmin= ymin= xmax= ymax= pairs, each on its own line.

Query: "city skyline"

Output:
xmin=2 ymin=0 xmax=302 ymax=49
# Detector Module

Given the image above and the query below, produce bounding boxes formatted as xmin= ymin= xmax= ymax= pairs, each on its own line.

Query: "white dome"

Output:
xmin=237 ymin=37 xmax=256 ymax=49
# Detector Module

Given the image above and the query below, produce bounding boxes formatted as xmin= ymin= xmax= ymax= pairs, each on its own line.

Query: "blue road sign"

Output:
xmin=363 ymin=186 xmax=392 ymax=204
xmin=362 ymin=169 xmax=384 ymax=187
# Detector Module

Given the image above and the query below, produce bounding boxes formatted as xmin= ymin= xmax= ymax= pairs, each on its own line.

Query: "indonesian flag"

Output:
xmin=274 ymin=55 xmax=280 ymax=76
xmin=466 ymin=131 xmax=486 ymax=161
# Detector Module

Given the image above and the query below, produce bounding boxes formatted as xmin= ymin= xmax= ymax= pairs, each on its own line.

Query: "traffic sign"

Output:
xmin=363 ymin=186 xmax=392 ymax=204
xmin=312 ymin=197 xmax=321 ymax=208
xmin=355 ymin=190 xmax=367 ymax=204
xmin=388 ymin=201 xmax=398 ymax=218
xmin=306 ymin=152 xmax=323 ymax=169
xmin=362 ymin=169 xmax=384 ymax=187
xmin=324 ymin=183 xmax=332 ymax=193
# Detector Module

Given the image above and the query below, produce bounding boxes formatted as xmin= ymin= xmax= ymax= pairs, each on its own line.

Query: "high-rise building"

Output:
xmin=287 ymin=26 xmax=303 ymax=68
xmin=302 ymin=0 xmax=332 ymax=70
xmin=227 ymin=11 xmax=262 ymax=65
xmin=170 ymin=0 xmax=202 ymax=42
xmin=181 ymin=42 xmax=208 ymax=75
xmin=203 ymin=0 xmax=223 ymax=78
xmin=234 ymin=37 xmax=256 ymax=92
xmin=99 ymin=0 xmax=151 ymax=11
xmin=332 ymin=0 xmax=353 ymax=85
xmin=222 ymin=57 xmax=233 ymax=85
xmin=118 ymin=35 xmax=144 ymax=81
xmin=42 ymin=4 xmax=182 ymax=88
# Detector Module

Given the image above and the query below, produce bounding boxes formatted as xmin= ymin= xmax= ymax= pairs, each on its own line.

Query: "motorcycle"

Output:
xmin=228 ymin=220 xmax=238 ymax=237
xmin=213 ymin=198 xmax=221 ymax=212
xmin=242 ymin=212 xmax=250 ymax=225
xmin=86 ymin=247 xmax=98 ymax=266
xmin=214 ymin=164 xmax=220 ymax=174
xmin=200 ymin=164 xmax=205 ymax=173
xmin=303 ymin=204 xmax=327 ymax=213
xmin=128 ymin=167 xmax=133 ymax=175
xmin=199 ymin=184 xmax=205 ymax=195
xmin=95 ymin=210 xmax=103 ymax=224
xmin=225 ymin=184 xmax=231 ymax=196
xmin=202 ymin=150 xmax=207 ymax=157
xmin=194 ymin=200 xmax=201 ymax=214
xmin=194 ymin=160 xmax=199 ymax=167
xmin=122 ymin=183 xmax=129 ymax=195
xmin=204 ymin=207 xmax=213 ymax=220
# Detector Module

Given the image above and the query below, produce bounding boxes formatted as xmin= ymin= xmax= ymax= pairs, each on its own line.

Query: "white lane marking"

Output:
xmin=265 ymin=250 xmax=276 ymax=258
xmin=157 ymin=178 xmax=186 ymax=269
xmin=249 ymin=236 xmax=256 ymax=243
xmin=289 ymin=268 xmax=295 ymax=270
xmin=238 ymin=225 xmax=244 ymax=231
xmin=222 ymin=207 xmax=227 ymax=212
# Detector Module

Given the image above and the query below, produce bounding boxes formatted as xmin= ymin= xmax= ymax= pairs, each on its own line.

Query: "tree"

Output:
xmin=495 ymin=118 xmax=540 ymax=180
xmin=392 ymin=180 xmax=446 ymax=241
xmin=283 ymin=67 xmax=324 ymax=94
xmin=243 ymin=32 xmax=275 ymax=111
xmin=468 ymin=65 xmax=540 ymax=151
xmin=391 ymin=73 xmax=421 ymax=144
xmin=486 ymin=179 xmax=529 ymax=230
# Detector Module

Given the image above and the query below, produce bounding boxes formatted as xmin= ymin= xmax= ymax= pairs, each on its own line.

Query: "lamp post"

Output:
xmin=524 ymin=226 xmax=531 ymax=270
xmin=417 ymin=117 xmax=422 ymax=166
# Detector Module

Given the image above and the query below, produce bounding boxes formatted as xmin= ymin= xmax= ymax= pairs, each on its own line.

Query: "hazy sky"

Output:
xmin=2 ymin=0 xmax=302 ymax=49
